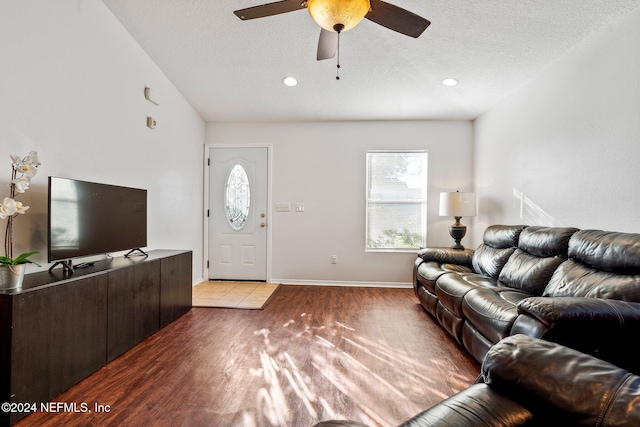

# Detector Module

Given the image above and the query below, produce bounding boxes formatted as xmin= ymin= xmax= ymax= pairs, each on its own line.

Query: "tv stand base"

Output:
xmin=48 ymin=260 xmax=73 ymax=274
xmin=125 ymin=248 xmax=148 ymax=258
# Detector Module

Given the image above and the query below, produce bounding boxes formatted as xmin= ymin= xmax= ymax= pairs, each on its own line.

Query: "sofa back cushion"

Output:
xmin=568 ymin=230 xmax=640 ymax=273
xmin=498 ymin=227 xmax=578 ymax=295
xmin=517 ymin=226 xmax=579 ymax=258
xmin=543 ymin=230 xmax=640 ymax=301
xmin=472 ymin=225 xmax=526 ymax=278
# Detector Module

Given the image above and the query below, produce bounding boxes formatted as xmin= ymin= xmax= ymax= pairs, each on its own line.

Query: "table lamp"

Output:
xmin=439 ymin=191 xmax=477 ymax=250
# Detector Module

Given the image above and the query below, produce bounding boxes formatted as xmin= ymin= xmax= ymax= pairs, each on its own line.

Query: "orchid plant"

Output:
xmin=1 ymin=151 xmax=41 ymax=266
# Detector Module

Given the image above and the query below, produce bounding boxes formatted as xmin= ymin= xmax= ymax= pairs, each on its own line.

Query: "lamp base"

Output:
xmin=448 ymin=217 xmax=467 ymax=250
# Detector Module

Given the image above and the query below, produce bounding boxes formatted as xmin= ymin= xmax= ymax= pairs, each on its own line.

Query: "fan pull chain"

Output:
xmin=332 ymin=24 xmax=344 ymax=81
xmin=336 ymin=29 xmax=341 ymax=80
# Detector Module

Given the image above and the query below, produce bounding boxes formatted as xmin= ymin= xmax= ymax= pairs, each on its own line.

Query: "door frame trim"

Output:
xmin=204 ymin=143 xmax=273 ymax=282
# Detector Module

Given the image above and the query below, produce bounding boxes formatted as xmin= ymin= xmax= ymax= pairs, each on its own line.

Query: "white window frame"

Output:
xmin=365 ymin=150 xmax=428 ymax=252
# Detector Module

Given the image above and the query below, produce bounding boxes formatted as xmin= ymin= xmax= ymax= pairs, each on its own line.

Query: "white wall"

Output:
xmin=473 ymin=5 xmax=640 ymax=242
xmin=206 ymin=121 xmax=473 ymax=285
xmin=0 ymin=0 xmax=205 ymax=282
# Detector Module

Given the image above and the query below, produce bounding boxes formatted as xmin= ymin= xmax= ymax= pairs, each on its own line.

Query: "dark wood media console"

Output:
xmin=0 ymin=250 xmax=192 ymax=426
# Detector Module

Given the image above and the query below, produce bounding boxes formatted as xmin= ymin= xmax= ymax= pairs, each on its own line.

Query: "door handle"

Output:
xmin=260 ymin=222 xmax=266 ymax=228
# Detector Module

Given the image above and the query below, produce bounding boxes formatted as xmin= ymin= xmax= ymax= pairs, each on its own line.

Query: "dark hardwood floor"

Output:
xmin=15 ymin=285 xmax=479 ymax=427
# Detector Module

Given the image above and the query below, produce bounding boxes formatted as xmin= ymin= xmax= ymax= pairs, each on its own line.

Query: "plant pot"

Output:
xmin=0 ymin=263 xmax=27 ymax=291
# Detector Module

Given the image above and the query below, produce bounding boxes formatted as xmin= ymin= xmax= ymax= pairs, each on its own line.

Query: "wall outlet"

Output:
xmin=330 ymin=255 xmax=337 ymax=264
xmin=275 ymin=203 xmax=290 ymax=212
xmin=295 ymin=203 xmax=304 ymax=212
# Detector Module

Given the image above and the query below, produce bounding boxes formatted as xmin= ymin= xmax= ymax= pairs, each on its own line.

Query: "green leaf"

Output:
xmin=1 ymin=251 xmax=40 ymax=265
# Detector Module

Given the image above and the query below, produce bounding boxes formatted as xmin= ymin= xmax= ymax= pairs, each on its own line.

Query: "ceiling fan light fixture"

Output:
xmin=307 ymin=0 xmax=370 ymax=33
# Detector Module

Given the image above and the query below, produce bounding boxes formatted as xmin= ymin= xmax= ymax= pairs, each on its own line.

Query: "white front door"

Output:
xmin=208 ymin=147 xmax=268 ymax=281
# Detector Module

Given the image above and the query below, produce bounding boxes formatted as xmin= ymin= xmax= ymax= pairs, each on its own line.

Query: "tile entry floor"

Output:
xmin=192 ymin=281 xmax=280 ymax=309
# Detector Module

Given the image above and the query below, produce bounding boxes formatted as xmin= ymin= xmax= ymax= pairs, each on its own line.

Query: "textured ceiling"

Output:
xmin=102 ymin=0 xmax=640 ymax=122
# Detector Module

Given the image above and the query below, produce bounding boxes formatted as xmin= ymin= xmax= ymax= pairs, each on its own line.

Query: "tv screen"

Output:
xmin=48 ymin=177 xmax=147 ymax=262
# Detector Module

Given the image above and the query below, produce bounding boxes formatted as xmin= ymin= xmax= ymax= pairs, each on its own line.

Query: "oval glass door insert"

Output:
xmin=225 ymin=164 xmax=251 ymax=230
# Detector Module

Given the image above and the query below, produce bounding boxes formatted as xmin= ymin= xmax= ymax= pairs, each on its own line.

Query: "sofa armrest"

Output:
xmin=417 ymin=247 xmax=474 ymax=267
xmin=516 ymin=296 xmax=640 ymax=327
xmin=399 ymin=384 xmax=532 ymax=427
xmin=482 ymin=334 xmax=640 ymax=426
xmin=513 ymin=297 xmax=640 ymax=372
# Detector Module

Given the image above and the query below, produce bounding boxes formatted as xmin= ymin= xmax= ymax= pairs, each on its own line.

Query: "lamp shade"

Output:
xmin=439 ymin=192 xmax=477 ymax=217
xmin=307 ymin=0 xmax=370 ymax=32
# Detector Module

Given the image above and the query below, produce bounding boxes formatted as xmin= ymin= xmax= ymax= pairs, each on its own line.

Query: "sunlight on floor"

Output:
xmin=241 ymin=311 xmax=466 ymax=426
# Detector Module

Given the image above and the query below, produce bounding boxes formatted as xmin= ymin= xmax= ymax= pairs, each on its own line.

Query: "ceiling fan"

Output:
xmin=234 ymin=0 xmax=430 ymax=68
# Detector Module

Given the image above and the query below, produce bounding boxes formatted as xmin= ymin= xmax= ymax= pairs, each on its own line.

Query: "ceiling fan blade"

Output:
xmin=317 ymin=29 xmax=338 ymax=61
xmin=234 ymin=0 xmax=306 ymax=21
xmin=366 ymin=0 xmax=431 ymax=38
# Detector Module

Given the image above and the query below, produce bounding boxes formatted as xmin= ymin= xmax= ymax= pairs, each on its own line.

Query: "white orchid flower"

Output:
xmin=3 ymin=151 xmax=40 ymax=266
xmin=12 ymin=175 xmax=31 ymax=193
xmin=11 ymin=151 xmax=40 ymax=178
xmin=26 ymin=151 xmax=41 ymax=167
xmin=0 ymin=197 xmax=17 ymax=219
xmin=13 ymin=162 xmax=38 ymax=178
xmin=14 ymin=201 xmax=29 ymax=214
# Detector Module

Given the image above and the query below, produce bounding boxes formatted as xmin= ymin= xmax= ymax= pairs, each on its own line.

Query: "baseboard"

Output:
xmin=273 ymin=279 xmax=412 ymax=289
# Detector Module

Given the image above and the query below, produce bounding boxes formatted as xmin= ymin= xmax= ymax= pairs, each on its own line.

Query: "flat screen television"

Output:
xmin=48 ymin=177 xmax=147 ymax=266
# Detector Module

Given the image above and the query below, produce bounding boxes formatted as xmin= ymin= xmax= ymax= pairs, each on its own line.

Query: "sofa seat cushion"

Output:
xmin=543 ymin=259 xmax=640 ymax=301
xmin=417 ymin=260 xmax=473 ymax=294
xmin=462 ymin=288 xmax=533 ymax=344
xmin=435 ymin=272 xmax=500 ymax=318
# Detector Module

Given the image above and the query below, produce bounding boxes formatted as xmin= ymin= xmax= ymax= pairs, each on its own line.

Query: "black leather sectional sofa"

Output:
xmin=413 ymin=225 xmax=640 ymax=372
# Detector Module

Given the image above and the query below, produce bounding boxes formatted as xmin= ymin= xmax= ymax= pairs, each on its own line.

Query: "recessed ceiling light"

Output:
xmin=442 ymin=78 xmax=458 ymax=86
xmin=282 ymin=76 xmax=298 ymax=87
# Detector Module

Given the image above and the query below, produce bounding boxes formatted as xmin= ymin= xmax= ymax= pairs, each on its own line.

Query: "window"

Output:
xmin=225 ymin=164 xmax=251 ymax=231
xmin=366 ymin=151 xmax=428 ymax=251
